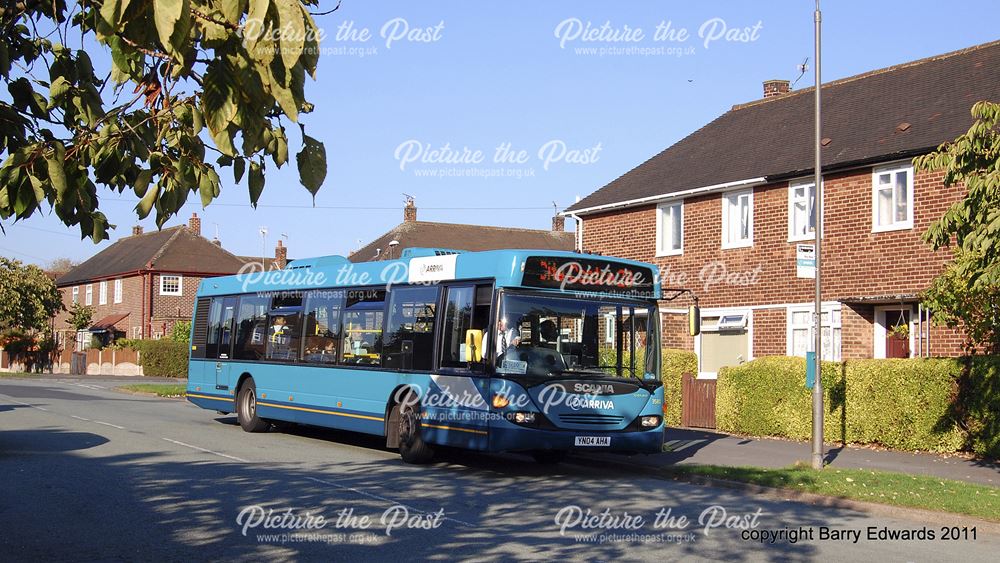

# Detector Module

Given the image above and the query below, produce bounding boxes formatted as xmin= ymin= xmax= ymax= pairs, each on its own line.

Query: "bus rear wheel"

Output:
xmin=237 ymin=379 xmax=270 ymax=433
xmin=397 ymin=401 xmax=434 ymax=464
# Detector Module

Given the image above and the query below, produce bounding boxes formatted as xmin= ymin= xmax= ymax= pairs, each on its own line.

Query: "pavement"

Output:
xmin=619 ymin=427 xmax=1000 ymax=487
xmin=1 ymin=376 xmax=998 ymax=561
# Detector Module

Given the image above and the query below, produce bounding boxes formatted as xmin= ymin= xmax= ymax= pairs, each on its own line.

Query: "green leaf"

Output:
xmin=45 ymin=142 xmax=68 ymax=200
xmin=136 ymin=180 xmax=161 ymax=219
xmin=296 ymin=131 xmax=326 ymax=198
xmin=198 ymin=170 xmax=215 ymax=207
xmin=133 ymin=169 xmax=153 ymax=198
xmin=273 ymin=128 xmax=288 ymax=167
xmin=248 ymin=160 xmax=264 ymax=207
xmin=209 ymin=124 xmax=236 ymax=157
xmin=48 ymin=76 xmax=70 ymax=103
xmin=153 ymin=0 xmax=185 ymax=53
xmin=202 ymin=59 xmax=237 ymax=135
xmin=275 ymin=0 xmax=304 ymax=71
xmin=233 ymin=157 xmax=246 ymax=184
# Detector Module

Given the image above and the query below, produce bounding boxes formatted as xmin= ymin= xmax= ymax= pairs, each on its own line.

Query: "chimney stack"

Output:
xmin=188 ymin=212 xmax=201 ymax=235
xmin=274 ymin=239 xmax=287 ymax=269
xmin=132 ymin=225 xmax=144 ymax=236
xmin=551 ymin=215 xmax=565 ymax=232
xmin=763 ymin=79 xmax=790 ymax=98
xmin=403 ymin=197 xmax=417 ymax=222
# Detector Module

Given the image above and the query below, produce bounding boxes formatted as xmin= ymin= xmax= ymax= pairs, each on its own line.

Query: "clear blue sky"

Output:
xmin=2 ymin=0 xmax=997 ymax=266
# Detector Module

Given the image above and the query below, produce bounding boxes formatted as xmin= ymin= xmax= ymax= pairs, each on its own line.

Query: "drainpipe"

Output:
xmin=917 ymin=303 xmax=922 ymax=357
xmin=140 ymin=272 xmax=146 ymax=339
xmin=566 ymin=213 xmax=583 ymax=253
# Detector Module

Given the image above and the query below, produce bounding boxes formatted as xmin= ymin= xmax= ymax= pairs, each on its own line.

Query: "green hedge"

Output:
xmin=717 ymin=356 xmax=1000 ymax=458
xmin=661 ymin=348 xmax=697 ymax=427
xmin=135 ymin=340 xmax=189 ymax=378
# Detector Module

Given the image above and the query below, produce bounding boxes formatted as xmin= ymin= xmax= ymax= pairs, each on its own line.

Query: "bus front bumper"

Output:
xmin=488 ymin=424 xmax=663 ymax=454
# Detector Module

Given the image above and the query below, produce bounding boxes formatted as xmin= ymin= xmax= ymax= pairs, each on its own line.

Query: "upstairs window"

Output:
xmin=160 ymin=275 xmax=182 ymax=296
xmin=655 ymin=201 xmax=683 ymax=256
xmin=113 ymin=279 xmax=123 ymax=304
xmin=99 ymin=281 xmax=107 ymax=305
xmin=85 ymin=284 xmax=93 ymax=305
xmin=722 ymin=189 xmax=753 ymax=248
xmin=873 ymin=163 xmax=913 ymax=231
xmin=789 ymin=180 xmax=818 ymax=241
xmin=72 ymin=286 xmax=79 ymax=304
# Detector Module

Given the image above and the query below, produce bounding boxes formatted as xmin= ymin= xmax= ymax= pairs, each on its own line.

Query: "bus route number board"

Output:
xmin=575 ymin=436 xmax=611 ymax=447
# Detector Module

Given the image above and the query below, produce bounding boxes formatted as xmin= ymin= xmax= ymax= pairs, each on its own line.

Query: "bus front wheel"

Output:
xmin=236 ymin=379 xmax=270 ymax=433
xmin=397 ymin=401 xmax=434 ymax=464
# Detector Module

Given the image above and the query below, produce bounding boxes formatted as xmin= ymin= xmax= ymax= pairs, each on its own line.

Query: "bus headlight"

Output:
xmin=640 ymin=415 xmax=661 ymax=428
xmin=492 ymin=394 xmax=510 ymax=409
xmin=513 ymin=412 xmax=536 ymax=425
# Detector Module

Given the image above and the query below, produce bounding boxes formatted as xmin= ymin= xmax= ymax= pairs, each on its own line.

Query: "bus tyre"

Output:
xmin=531 ymin=450 xmax=568 ymax=465
xmin=397 ymin=401 xmax=434 ymax=464
xmin=237 ymin=379 xmax=270 ymax=433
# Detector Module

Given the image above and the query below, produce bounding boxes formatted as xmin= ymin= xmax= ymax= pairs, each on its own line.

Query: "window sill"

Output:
xmin=655 ymin=249 xmax=683 ymax=258
xmin=872 ymin=221 xmax=913 ymax=233
xmin=721 ymin=240 xmax=753 ymax=250
xmin=788 ymin=233 xmax=817 ymax=243
xmin=159 ymin=292 xmax=182 ymax=297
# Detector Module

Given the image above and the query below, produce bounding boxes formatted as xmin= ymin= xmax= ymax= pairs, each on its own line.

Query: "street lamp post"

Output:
xmin=811 ymin=0 xmax=825 ymax=471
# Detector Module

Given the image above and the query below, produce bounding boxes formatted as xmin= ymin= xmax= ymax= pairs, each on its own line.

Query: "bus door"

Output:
xmin=208 ymin=296 xmax=238 ymax=391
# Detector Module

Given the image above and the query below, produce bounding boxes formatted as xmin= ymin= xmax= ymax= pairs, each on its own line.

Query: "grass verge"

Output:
xmin=117 ymin=383 xmax=186 ymax=398
xmin=0 ymin=372 xmax=40 ymax=378
xmin=659 ymin=463 xmax=1000 ymax=521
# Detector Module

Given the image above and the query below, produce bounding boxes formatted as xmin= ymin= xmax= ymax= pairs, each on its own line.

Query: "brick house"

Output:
xmin=563 ymin=41 xmax=1000 ymax=377
xmin=53 ymin=213 xmax=282 ymax=346
xmin=349 ymin=198 xmax=574 ymax=262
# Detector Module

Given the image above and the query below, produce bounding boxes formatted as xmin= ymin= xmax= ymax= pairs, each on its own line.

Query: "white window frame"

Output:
xmin=874 ymin=305 xmax=914 ymax=359
xmin=721 ymin=188 xmax=753 ymax=248
xmin=655 ymin=200 xmax=684 ymax=256
xmin=71 ymin=286 xmax=79 ymax=304
xmin=694 ymin=307 xmax=753 ymax=379
xmin=872 ymin=162 xmax=914 ymax=232
xmin=113 ymin=279 xmax=123 ymax=304
xmin=786 ymin=304 xmax=842 ymax=361
xmin=98 ymin=281 xmax=107 ymax=305
xmin=159 ymin=275 xmax=183 ymax=296
xmin=788 ymin=178 xmax=821 ymax=242
xmin=85 ymin=284 xmax=93 ymax=306
xmin=604 ymin=313 xmax=615 ymax=344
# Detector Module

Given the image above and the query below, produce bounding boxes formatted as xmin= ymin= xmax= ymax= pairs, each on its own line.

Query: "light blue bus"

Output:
xmin=186 ymin=248 xmax=665 ymax=464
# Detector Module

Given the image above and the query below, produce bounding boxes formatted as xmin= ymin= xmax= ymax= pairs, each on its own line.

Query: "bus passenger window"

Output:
xmin=234 ymin=295 xmax=270 ymax=361
xmin=383 ymin=286 xmax=439 ymax=371
xmin=303 ymin=289 xmax=344 ymax=364
xmin=266 ymin=310 xmax=302 ymax=361
xmin=339 ymin=289 xmax=385 ymax=366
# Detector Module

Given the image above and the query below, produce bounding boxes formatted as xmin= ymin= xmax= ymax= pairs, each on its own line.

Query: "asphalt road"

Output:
xmin=1 ymin=377 xmax=996 ymax=562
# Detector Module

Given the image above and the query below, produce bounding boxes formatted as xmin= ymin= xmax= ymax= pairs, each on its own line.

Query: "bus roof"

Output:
xmin=195 ymin=248 xmax=661 ymax=299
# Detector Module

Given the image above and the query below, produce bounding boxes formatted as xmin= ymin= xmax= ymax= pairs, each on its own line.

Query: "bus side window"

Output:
xmin=383 ymin=286 xmax=439 ymax=371
xmin=233 ymin=295 xmax=270 ymax=361
xmin=265 ymin=310 xmax=303 ymax=362
xmin=205 ymin=296 xmax=237 ymax=359
xmin=303 ymin=289 xmax=344 ymax=364
xmin=339 ymin=289 xmax=386 ymax=367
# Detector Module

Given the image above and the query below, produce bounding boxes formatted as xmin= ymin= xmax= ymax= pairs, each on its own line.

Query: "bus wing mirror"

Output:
xmin=465 ymin=329 xmax=483 ymax=362
xmin=689 ymin=305 xmax=701 ymax=337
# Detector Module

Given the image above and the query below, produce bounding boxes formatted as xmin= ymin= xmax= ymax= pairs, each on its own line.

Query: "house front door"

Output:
xmin=876 ymin=307 xmax=912 ymax=359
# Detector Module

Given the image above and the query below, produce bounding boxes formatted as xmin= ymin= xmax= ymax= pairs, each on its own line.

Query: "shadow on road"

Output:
xmin=0 ymin=419 xmax=876 ymax=560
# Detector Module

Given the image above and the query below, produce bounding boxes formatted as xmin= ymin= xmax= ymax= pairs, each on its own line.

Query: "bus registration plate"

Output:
xmin=574 ymin=436 xmax=611 ymax=447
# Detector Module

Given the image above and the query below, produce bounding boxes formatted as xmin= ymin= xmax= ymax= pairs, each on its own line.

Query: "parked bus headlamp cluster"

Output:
xmin=186 ymin=249 xmax=673 ymax=464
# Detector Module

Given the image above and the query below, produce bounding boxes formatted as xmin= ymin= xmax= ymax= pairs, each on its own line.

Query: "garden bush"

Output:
xmin=134 ymin=339 xmax=189 ymax=378
xmin=716 ymin=355 xmax=1000 ymax=457
xmin=661 ymin=348 xmax=697 ymax=427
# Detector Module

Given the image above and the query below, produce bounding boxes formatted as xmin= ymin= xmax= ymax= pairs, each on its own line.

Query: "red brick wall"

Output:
xmin=582 ymin=165 xmax=967 ymax=358
xmin=55 ymin=273 xmax=211 ymax=341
